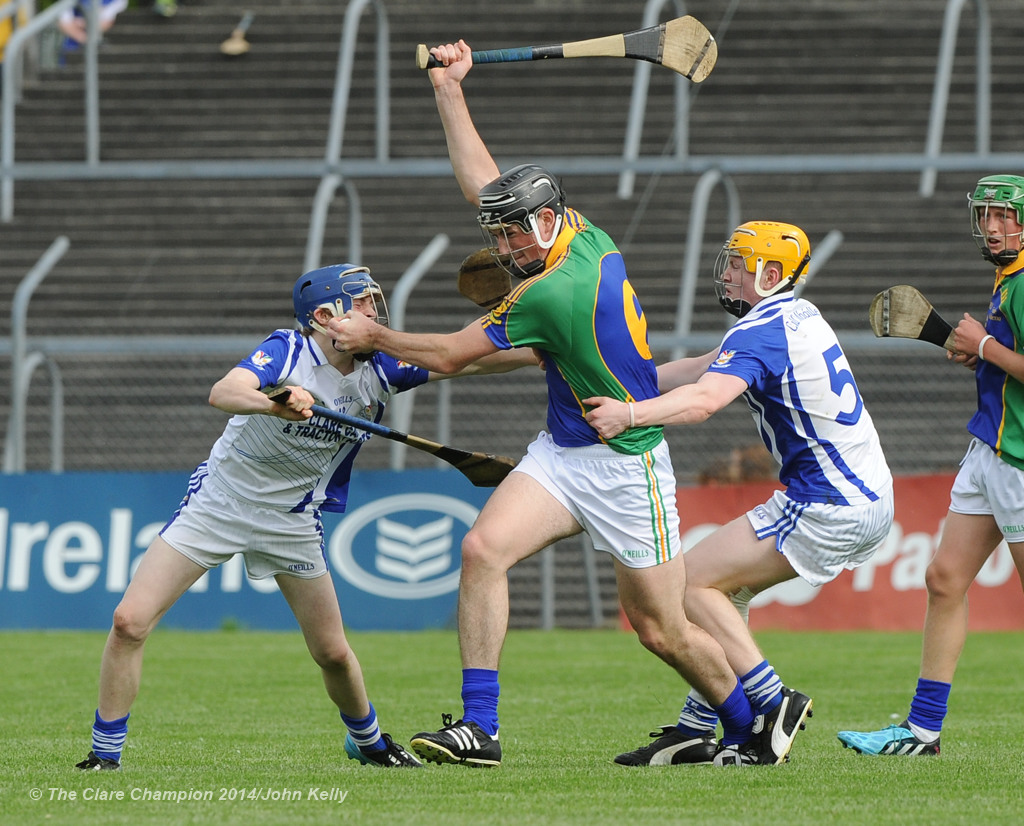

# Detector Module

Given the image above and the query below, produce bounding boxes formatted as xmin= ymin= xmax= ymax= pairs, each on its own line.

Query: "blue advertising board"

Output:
xmin=0 ymin=469 xmax=490 ymax=631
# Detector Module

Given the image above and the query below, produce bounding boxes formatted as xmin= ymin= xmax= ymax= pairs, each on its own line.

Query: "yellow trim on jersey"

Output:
xmin=995 ymin=256 xmax=1024 ymax=289
xmin=480 ymin=214 xmax=580 ymax=332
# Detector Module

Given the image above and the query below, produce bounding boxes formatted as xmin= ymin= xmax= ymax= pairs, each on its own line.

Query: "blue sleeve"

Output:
xmin=707 ymin=323 xmax=787 ymax=388
xmin=375 ymin=353 xmax=430 ymax=392
xmin=236 ymin=331 xmax=295 ymax=390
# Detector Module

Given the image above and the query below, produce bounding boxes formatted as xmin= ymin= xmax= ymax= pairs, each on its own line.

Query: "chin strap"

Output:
xmin=982 ymin=247 xmax=1020 ymax=266
xmin=308 ymin=306 xmax=356 ymax=354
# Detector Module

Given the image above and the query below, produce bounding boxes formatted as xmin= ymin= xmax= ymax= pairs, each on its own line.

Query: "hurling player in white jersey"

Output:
xmin=585 ymin=222 xmax=894 ymax=767
xmin=76 ymin=264 xmax=533 ymax=772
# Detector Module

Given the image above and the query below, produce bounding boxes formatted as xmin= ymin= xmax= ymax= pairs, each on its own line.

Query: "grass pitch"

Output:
xmin=2 ymin=628 xmax=1022 ymax=825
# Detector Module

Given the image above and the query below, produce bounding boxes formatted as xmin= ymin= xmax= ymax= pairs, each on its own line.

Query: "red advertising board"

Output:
xmin=624 ymin=474 xmax=1024 ymax=632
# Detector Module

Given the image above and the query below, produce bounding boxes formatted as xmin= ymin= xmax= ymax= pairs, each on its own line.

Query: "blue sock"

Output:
xmin=461 ymin=668 xmax=499 ymax=736
xmin=713 ymin=681 xmax=755 ymax=746
xmin=740 ymin=660 xmax=783 ymax=716
xmin=676 ymin=690 xmax=719 ymax=737
xmin=92 ymin=710 xmax=129 ymax=762
xmin=907 ymin=678 xmax=951 ymax=735
xmin=340 ymin=702 xmax=384 ymax=752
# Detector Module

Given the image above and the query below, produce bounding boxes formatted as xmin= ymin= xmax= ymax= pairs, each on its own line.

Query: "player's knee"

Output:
xmin=460 ymin=528 xmax=504 ymax=575
xmin=111 ymin=603 xmax=153 ymax=645
xmin=630 ymin=613 xmax=671 ymax=658
xmin=313 ymin=641 xmax=356 ymax=673
xmin=924 ymin=558 xmax=969 ymax=600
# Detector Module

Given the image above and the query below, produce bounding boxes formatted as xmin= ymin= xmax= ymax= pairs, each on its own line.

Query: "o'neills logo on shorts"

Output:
xmin=622 ymin=549 xmax=650 ymax=560
xmin=329 ymin=494 xmax=480 ymax=599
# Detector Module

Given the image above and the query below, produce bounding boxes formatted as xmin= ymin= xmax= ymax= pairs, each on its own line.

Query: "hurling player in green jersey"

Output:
xmin=839 ymin=174 xmax=1024 ymax=757
xmin=330 ymin=38 xmax=762 ymax=768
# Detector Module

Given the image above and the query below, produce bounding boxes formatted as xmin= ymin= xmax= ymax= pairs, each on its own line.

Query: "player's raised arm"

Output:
xmin=427 ymin=39 xmax=501 ymax=205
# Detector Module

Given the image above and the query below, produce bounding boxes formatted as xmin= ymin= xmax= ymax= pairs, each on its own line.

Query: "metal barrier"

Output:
xmin=4 ymin=235 xmax=69 ymax=473
xmin=617 ymin=0 xmax=692 ymax=200
xmin=616 ymin=0 xmax=741 ymax=201
xmin=670 ymin=168 xmax=740 ymax=360
xmin=383 ymin=233 xmax=450 ymax=471
xmin=920 ymin=0 xmax=991 ymax=197
xmin=5 ymin=0 xmax=1023 ymax=473
xmin=0 ymin=0 xmax=41 ymax=97
xmin=1 ymin=0 xmax=95 ymax=222
xmin=304 ymin=0 xmax=390 ymax=272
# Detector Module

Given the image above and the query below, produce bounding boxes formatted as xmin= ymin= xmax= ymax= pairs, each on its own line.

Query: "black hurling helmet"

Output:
xmin=477 ymin=164 xmax=566 ymax=278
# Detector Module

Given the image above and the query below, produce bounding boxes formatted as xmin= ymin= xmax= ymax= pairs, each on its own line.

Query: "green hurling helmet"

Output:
xmin=969 ymin=174 xmax=1024 ymax=265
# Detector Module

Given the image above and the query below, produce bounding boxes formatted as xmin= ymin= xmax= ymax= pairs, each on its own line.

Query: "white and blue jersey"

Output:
xmin=707 ymin=292 xmax=892 ymax=506
xmin=203 ymin=330 xmax=428 ymax=513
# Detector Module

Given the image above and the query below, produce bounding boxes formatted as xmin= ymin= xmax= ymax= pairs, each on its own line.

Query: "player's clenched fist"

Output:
xmin=327 ymin=311 xmax=376 ymax=353
xmin=583 ymin=396 xmax=630 ymax=439
xmin=271 ymin=385 xmax=315 ymax=421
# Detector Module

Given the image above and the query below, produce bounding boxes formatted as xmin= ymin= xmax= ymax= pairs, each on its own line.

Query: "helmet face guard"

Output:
xmin=713 ymin=222 xmax=810 ymax=318
xmin=292 ymin=264 xmax=389 ymax=334
xmin=969 ymin=175 xmax=1024 ymax=266
xmin=477 ymin=164 xmax=565 ymax=278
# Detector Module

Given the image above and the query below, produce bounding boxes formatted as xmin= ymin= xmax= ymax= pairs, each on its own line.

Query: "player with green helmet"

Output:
xmin=838 ymin=173 xmax=1024 ymax=756
xmin=969 ymin=173 xmax=1024 ymax=265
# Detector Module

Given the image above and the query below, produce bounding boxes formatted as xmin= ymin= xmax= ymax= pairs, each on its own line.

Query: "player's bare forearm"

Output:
xmin=584 ymin=372 xmax=747 ymax=437
xmin=585 ymin=387 xmax=717 ymax=437
xmin=429 ymin=42 xmax=501 ymax=203
xmin=328 ymin=312 xmax=494 ymax=375
xmin=434 ymin=347 xmax=539 ymax=380
xmin=209 ymin=368 xmax=313 ymax=420
xmin=649 ymin=373 xmax=748 ymax=426
xmin=657 ymin=348 xmax=720 ymax=392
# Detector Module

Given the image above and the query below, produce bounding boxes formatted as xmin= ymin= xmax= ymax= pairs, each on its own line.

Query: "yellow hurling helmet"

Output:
xmin=714 ymin=221 xmax=811 ymax=317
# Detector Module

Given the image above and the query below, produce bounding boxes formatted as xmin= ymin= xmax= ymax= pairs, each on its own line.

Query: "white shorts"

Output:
xmin=160 ymin=475 xmax=328 ymax=580
xmin=746 ymin=486 xmax=895 ymax=587
xmin=950 ymin=437 xmax=1024 ymax=543
xmin=513 ymin=431 xmax=681 ymax=568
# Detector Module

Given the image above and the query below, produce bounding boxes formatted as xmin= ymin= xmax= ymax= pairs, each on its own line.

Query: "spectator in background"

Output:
xmin=1 ymin=1 xmax=30 ymax=93
xmin=58 ymin=0 xmax=127 ymax=55
xmin=153 ymin=0 xmax=178 ymax=18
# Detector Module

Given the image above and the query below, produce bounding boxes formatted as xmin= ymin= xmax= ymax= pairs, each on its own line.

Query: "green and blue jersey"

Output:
xmin=480 ymin=209 xmax=662 ymax=456
xmin=969 ymin=259 xmax=1024 ymax=469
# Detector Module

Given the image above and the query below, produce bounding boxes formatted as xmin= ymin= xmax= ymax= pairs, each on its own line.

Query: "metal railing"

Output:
xmin=617 ymin=0 xmax=693 ymax=200
xmin=1 ymin=0 xmax=102 ymax=221
xmin=4 ymin=235 xmax=69 ymax=473
xmin=383 ymin=233 xmax=450 ymax=471
xmin=920 ymin=0 xmax=991 ymax=197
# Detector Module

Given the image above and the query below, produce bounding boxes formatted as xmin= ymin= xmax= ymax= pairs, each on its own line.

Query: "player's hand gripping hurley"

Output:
xmin=270 ymin=391 xmax=517 ymax=487
xmin=869 ymin=285 xmax=956 ymax=351
xmin=416 ymin=16 xmax=717 ymax=83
